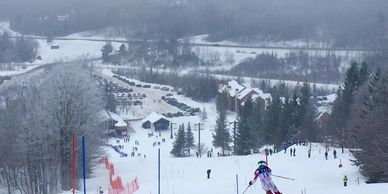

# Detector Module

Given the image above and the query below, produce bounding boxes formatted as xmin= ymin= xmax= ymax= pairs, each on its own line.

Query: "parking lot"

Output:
xmin=97 ymin=70 xmax=182 ymax=120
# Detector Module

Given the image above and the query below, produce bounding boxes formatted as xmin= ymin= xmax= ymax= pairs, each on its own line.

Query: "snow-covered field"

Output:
xmin=33 ymin=39 xmax=120 ymax=65
xmin=0 ymin=22 xmax=122 ymax=77
xmin=187 ymin=34 xmax=368 ymax=71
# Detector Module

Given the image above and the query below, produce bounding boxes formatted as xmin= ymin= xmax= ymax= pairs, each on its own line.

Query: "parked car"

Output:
xmin=161 ymin=87 xmax=170 ymax=91
xmin=167 ymin=113 xmax=173 ymax=118
xmin=136 ymin=84 xmax=142 ymax=87
xmin=143 ymin=84 xmax=151 ymax=88
xmin=166 ymin=93 xmax=173 ymax=97
xmin=153 ymin=86 xmax=160 ymax=89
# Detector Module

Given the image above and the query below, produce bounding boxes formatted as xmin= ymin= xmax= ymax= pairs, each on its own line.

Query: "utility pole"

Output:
xmin=170 ymin=122 xmax=176 ymax=139
xmin=195 ymin=123 xmax=204 ymax=157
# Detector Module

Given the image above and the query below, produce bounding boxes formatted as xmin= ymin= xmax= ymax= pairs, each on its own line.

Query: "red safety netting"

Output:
xmin=103 ymin=158 xmax=139 ymax=194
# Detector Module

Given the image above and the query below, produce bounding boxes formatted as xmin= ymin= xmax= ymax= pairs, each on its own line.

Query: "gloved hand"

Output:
xmin=249 ymin=181 xmax=253 ymax=186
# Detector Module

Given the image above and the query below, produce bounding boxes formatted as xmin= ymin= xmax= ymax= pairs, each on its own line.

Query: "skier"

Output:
xmin=248 ymin=161 xmax=282 ymax=194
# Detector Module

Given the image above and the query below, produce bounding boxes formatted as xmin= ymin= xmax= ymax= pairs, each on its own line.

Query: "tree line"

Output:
xmin=213 ymin=81 xmax=320 ymax=155
xmin=326 ymin=61 xmax=388 ymax=183
xmin=2 ymin=0 xmax=387 ymax=47
xmin=231 ymin=51 xmax=343 ymax=84
xmin=0 ymin=32 xmax=38 ymax=63
xmin=0 ymin=64 xmax=105 ymax=193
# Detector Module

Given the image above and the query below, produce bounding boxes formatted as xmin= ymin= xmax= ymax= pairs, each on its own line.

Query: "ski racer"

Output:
xmin=249 ymin=161 xmax=282 ymax=194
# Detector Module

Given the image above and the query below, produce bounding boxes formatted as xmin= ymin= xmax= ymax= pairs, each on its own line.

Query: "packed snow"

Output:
xmin=63 ymin=126 xmax=388 ymax=194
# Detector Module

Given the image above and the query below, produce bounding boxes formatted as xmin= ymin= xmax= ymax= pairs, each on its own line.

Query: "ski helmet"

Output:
xmin=258 ymin=160 xmax=267 ymax=166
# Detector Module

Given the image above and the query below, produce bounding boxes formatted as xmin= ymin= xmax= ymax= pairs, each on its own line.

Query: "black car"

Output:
xmin=167 ymin=113 xmax=173 ymax=118
xmin=143 ymin=85 xmax=151 ymax=88
xmin=136 ymin=84 xmax=142 ymax=87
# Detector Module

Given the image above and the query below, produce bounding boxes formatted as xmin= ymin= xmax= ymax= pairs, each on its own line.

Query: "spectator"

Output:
xmin=343 ymin=175 xmax=348 ymax=187
xmin=207 ymin=169 xmax=211 ymax=179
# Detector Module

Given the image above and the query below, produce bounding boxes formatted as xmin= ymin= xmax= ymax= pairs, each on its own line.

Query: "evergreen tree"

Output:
xmin=300 ymin=102 xmax=319 ymax=141
xmin=235 ymin=97 xmax=254 ymax=155
xmin=342 ymin=62 xmax=361 ymax=107
xmin=250 ymin=100 xmax=265 ymax=147
xmin=276 ymin=97 xmax=293 ymax=145
xmin=216 ymin=91 xmax=228 ymax=113
xmin=299 ymin=82 xmax=319 ymax=140
xmin=329 ymin=87 xmax=346 ymax=137
xmin=171 ymin=124 xmax=186 ymax=157
xmin=262 ymin=95 xmax=281 ymax=143
xmin=213 ymin=108 xmax=231 ymax=155
xmin=351 ymin=67 xmax=388 ymax=182
xmin=330 ymin=62 xmax=361 ymax=140
xmin=119 ymin=43 xmax=127 ymax=56
xmin=359 ymin=61 xmax=369 ymax=85
xmin=101 ymin=41 xmax=113 ymax=63
xmin=185 ymin=122 xmax=195 ymax=156
xmin=104 ymin=84 xmax=117 ymax=112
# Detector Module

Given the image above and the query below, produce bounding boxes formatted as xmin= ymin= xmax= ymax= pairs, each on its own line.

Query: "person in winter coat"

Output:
xmin=343 ymin=175 xmax=348 ymax=187
xmin=207 ymin=169 xmax=211 ymax=179
xmin=249 ymin=161 xmax=282 ymax=194
xmin=325 ymin=151 xmax=328 ymax=160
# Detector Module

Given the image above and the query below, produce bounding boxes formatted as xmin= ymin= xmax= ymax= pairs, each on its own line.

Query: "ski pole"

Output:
xmin=272 ymin=174 xmax=295 ymax=181
xmin=241 ymin=185 xmax=250 ymax=194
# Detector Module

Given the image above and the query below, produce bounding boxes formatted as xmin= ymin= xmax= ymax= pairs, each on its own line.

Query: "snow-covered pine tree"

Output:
xmin=185 ymin=122 xmax=195 ymax=156
xmin=235 ymin=97 xmax=254 ymax=155
xmin=171 ymin=124 xmax=186 ymax=157
xmin=213 ymin=108 xmax=231 ymax=156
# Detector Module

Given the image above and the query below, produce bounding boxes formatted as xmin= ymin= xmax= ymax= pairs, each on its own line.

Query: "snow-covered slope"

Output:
xmin=67 ymin=132 xmax=388 ymax=194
